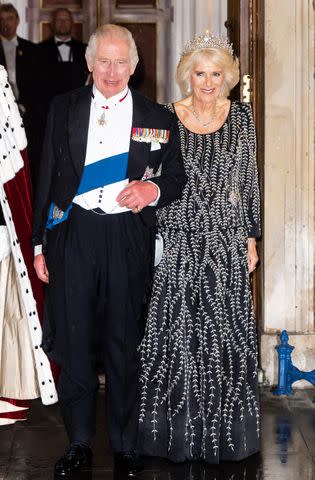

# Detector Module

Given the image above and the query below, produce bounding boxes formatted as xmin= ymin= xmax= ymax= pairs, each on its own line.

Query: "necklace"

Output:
xmin=192 ymin=101 xmax=217 ymax=127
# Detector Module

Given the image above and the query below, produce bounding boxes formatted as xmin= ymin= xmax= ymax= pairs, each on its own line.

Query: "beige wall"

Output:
xmin=262 ymin=0 xmax=314 ymax=385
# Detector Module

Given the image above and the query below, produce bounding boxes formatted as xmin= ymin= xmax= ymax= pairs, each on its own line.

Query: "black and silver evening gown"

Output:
xmin=139 ymin=101 xmax=261 ymax=463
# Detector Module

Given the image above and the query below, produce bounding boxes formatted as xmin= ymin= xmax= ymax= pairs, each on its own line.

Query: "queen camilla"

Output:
xmin=138 ymin=33 xmax=261 ymax=464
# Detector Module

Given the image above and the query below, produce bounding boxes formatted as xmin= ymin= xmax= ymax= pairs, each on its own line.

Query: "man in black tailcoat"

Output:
xmin=37 ymin=7 xmax=88 ymax=105
xmin=0 ymin=3 xmax=38 ymax=114
xmin=34 ymin=8 xmax=88 ymax=193
xmin=33 ymin=24 xmax=186 ymax=478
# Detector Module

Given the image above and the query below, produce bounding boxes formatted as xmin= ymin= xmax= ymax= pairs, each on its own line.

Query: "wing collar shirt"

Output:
xmin=1 ymin=36 xmax=18 ymax=99
xmin=73 ymin=84 xmax=133 ymax=213
xmin=54 ymin=36 xmax=73 ymax=62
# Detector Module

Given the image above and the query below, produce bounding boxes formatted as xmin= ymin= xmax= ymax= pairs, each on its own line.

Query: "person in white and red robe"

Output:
xmin=0 ymin=65 xmax=57 ymax=425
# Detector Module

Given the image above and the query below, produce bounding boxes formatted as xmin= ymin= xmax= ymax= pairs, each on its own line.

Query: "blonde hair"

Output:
xmin=176 ymin=48 xmax=239 ymax=98
xmin=86 ymin=24 xmax=139 ymax=68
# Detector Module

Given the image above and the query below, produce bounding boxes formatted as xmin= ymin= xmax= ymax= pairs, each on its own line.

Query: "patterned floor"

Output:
xmin=0 ymin=388 xmax=314 ymax=479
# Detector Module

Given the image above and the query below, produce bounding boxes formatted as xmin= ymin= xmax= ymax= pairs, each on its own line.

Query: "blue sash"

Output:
xmin=77 ymin=152 xmax=128 ymax=195
xmin=46 ymin=152 xmax=128 ymax=230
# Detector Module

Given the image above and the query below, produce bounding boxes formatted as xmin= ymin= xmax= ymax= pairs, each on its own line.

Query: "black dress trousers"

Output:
xmin=44 ymin=204 xmax=152 ymax=452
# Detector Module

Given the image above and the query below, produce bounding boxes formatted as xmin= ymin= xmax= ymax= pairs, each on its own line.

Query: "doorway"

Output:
xmin=226 ymin=0 xmax=265 ymax=327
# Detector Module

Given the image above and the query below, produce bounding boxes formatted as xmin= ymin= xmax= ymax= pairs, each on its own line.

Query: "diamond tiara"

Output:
xmin=181 ymin=32 xmax=234 ymax=57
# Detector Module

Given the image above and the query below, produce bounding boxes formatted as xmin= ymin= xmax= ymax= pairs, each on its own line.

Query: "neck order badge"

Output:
xmin=97 ymin=89 xmax=129 ymax=126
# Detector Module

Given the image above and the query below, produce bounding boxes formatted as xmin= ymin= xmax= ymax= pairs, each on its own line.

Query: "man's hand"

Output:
xmin=248 ymin=238 xmax=259 ymax=274
xmin=116 ymin=180 xmax=158 ymax=213
xmin=34 ymin=253 xmax=49 ymax=283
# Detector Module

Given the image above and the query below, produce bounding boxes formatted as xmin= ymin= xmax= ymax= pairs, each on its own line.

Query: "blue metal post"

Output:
xmin=274 ymin=331 xmax=294 ymax=395
xmin=274 ymin=330 xmax=315 ymax=396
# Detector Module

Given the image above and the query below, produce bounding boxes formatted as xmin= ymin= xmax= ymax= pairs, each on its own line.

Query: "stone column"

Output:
xmin=262 ymin=0 xmax=314 ymax=385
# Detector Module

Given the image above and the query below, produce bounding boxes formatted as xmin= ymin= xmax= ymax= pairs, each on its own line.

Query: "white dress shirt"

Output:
xmin=73 ymin=85 xmax=133 ymax=213
xmin=1 ymin=36 xmax=18 ymax=99
xmin=54 ymin=36 xmax=72 ymax=62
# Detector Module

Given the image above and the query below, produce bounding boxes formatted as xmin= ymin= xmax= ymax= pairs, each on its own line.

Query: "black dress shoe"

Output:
xmin=54 ymin=444 xmax=92 ymax=477
xmin=114 ymin=451 xmax=143 ymax=477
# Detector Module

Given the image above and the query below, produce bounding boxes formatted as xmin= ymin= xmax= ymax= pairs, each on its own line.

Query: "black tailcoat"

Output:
xmin=33 ymin=85 xmax=186 ymax=247
xmin=30 ymin=38 xmax=87 ymax=192
xmin=37 ymin=37 xmax=88 ymax=105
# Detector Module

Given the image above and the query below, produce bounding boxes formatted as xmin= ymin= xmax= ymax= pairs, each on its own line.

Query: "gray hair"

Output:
xmin=176 ymin=48 xmax=240 ymax=98
xmin=86 ymin=24 xmax=139 ymax=68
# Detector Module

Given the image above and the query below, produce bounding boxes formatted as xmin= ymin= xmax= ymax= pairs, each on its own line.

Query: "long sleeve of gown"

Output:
xmin=241 ymin=104 xmax=261 ymax=238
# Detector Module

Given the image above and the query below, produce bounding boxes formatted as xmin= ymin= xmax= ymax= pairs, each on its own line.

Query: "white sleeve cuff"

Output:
xmin=34 ymin=245 xmax=43 ymax=256
xmin=147 ymin=181 xmax=161 ymax=206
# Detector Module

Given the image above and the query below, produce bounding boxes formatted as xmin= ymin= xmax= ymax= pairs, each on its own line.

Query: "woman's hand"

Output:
xmin=248 ymin=238 xmax=259 ymax=274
